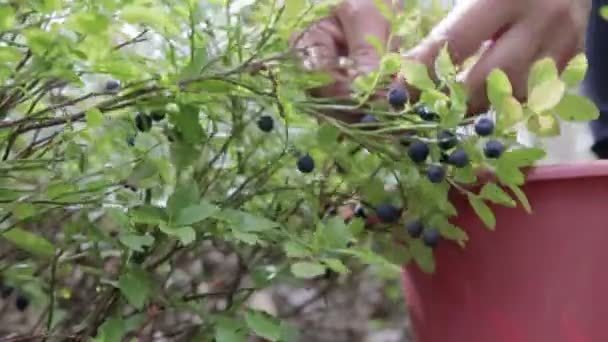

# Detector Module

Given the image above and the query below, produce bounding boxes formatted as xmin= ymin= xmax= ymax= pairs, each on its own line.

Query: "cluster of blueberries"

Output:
xmin=0 ymin=282 xmax=29 ymax=312
xmin=255 ymin=85 xmax=507 ymax=249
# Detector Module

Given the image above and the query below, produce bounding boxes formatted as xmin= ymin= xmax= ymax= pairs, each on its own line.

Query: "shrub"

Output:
xmin=0 ymin=0 xmax=597 ymax=340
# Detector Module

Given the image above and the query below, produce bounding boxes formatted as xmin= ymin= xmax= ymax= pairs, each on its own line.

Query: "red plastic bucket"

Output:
xmin=402 ymin=161 xmax=608 ymax=342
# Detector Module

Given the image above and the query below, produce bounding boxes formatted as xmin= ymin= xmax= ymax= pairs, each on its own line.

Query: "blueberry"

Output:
xmin=135 ymin=113 xmax=152 ymax=132
xmin=360 ymin=114 xmax=379 ymax=124
xmin=475 ymin=117 xmax=494 ymax=136
xmin=427 ymin=164 xmax=445 ymax=183
xmin=150 ymin=111 xmax=166 ymax=122
xmin=406 ymin=220 xmax=424 ymax=238
xmin=376 ymin=204 xmax=400 ymax=224
xmin=257 ymin=115 xmax=274 ymax=132
xmin=387 ymin=86 xmax=408 ymax=109
xmin=131 ymin=251 xmax=146 ymax=264
xmin=105 ymin=79 xmax=121 ymax=92
xmin=408 ymin=141 xmax=430 ymax=163
xmin=484 ymin=140 xmax=504 ymax=159
xmin=297 ymin=154 xmax=315 ymax=173
xmin=447 ymin=148 xmax=469 ymax=168
xmin=354 ymin=205 xmax=367 ymax=218
xmin=423 ymin=228 xmax=441 ymax=248
xmin=438 ymin=130 xmax=458 ymax=150
xmin=1 ymin=285 xmax=14 ymax=299
xmin=15 ymin=295 xmax=29 ymax=311
xmin=416 ymin=106 xmax=439 ymax=121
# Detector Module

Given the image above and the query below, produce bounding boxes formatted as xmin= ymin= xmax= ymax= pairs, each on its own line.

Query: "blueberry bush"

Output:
xmin=0 ymin=0 xmax=598 ymax=341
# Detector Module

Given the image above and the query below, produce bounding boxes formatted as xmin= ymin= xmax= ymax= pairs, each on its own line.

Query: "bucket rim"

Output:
xmin=524 ymin=160 xmax=608 ymax=182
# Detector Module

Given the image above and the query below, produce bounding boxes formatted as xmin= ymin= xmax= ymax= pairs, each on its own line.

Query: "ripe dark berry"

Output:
xmin=427 ymin=164 xmax=445 ymax=183
xmin=134 ymin=113 xmax=152 ymax=132
xmin=257 ymin=115 xmax=274 ymax=132
xmin=131 ymin=252 xmax=146 ymax=264
xmin=416 ymin=106 xmax=439 ymax=121
xmin=15 ymin=295 xmax=29 ymax=311
xmin=406 ymin=220 xmax=424 ymax=238
xmin=438 ymin=130 xmax=458 ymax=150
xmin=1 ymin=285 xmax=14 ymax=298
xmin=376 ymin=204 xmax=400 ymax=224
xmin=360 ymin=114 xmax=379 ymax=124
xmin=105 ymin=79 xmax=121 ymax=92
xmin=447 ymin=148 xmax=469 ymax=168
xmin=297 ymin=154 xmax=315 ymax=173
xmin=150 ymin=111 xmax=166 ymax=122
xmin=484 ymin=140 xmax=505 ymax=159
xmin=475 ymin=117 xmax=494 ymax=136
xmin=408 ymin=141 xmax=430 ymax=163
xmin=387 ymin=86 xmax=408 ymax=109
xmin=354 ymin=205 xmax=367 ymax=218
xmin=423 ymin=228 xmax=441 ymax=248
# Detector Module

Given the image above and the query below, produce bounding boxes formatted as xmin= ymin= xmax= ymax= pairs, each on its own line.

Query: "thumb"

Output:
xmin=334 ymin=0 xmax=399 ymax=76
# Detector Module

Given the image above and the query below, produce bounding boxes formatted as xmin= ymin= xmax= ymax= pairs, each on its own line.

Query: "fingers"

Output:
xmin=461 ymin=22 xmax=540 ymax=113
xmin=406 ymin=0 xmax=514 ymax=70
xmin=334 ymin=0 xmax=400 ymax=76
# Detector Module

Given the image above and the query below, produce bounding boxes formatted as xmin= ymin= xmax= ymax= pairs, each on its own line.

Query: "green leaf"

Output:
xmin=160 ymin=224 xmax=196 ymax=245
xmin=245 ymin=311 xmax=281 ymax=342
xmin=508 ymin=185 xmax=532 ymax=214
xmin=86 ymin=108 xmax=104 ymax=127
xmin=435 ymin=44 xmax=455 ymax=81
xmin=527 ymin=114 xmax=561 ymax=137
xmin=168 ymin=183 xmax=200 ymax=216
xmin=410 ymin=239 xmax=435 ymax=274
xmin=118 ymin=268 xmax=152 ymax=310
xmin=290 ymin=261 xmax=326 ymax=279
xmin=528 ymin=57 xmax=558 ymax=91
xmin=219 ymin=210 xmax=279 ymax=232
xmin=120 ymin=5 xmax=178 ymax=34
xmin=480 ymin=183 xmax=516 ymax=207
xmin=0 ymin=6 xmax=15 ymax=31
xmin=173 ymin=104 xmax=204 ymax=145
xmin=0 ymin=46 xmax=22 ymax=63
xmin=380 ymin=53 xmax=401 ymax=74
xmin=66 ymin=12 xmax=110 ymax=35
xmin=528 ymin=79 xmax=566 ymax=113
xmin=2 ymin=227 xmax=55 ymax=258
xmin=435 ymin=221 xmax=468 ymax=247
xmin=555 ymin=94 xmax=600 ymax=121
xmin=322 ymin=258 xmax=349 ymax=274
xmin=96 ymin=316 xmax=126 ymax=342
xmin=283 ymin=241 xmax=310 ymax=258
xmin=215 ymin=318 xmax=247 ymax=342
xmin=401 ymin=60 xmax=435 ymax=90
xmin=130 ymin=205 xmax=167 ymax=225
xmin=495 ymin=160 xmax=525 ymax=186
xmin=119 ymin=234 xmax=154 ymax=252
xmin=502 ymin=147 xmax=546 ymax=167
xmin=174 ymin=201 xmax=220 ymax=226
xmin=467 ymin=195 xmax=496 ymax=230
xmin=487 ymin=69 xmax=512 ymax=107
xmin=497 ymin=96 xmax=523 ymax=129
xmin=13 ymin=203 xmax=36 ymax=220
xmin=561 ymin=53 xmax=588 ymax=87
xmin=317 ymin=216 xmax=350 ymax=249
xmin=317 ymin=123 xmax=339 ymax=147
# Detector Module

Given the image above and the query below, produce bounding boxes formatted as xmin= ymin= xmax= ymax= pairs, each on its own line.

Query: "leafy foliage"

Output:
xmin=0 ymin=0 xmax=597 ymax=340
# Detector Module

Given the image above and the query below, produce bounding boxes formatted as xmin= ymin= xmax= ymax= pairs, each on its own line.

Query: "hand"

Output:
xmin=405 ymin=0 xmax=591 ymax=113
xmin=290 ymin=0 xmax=402 ymax=122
